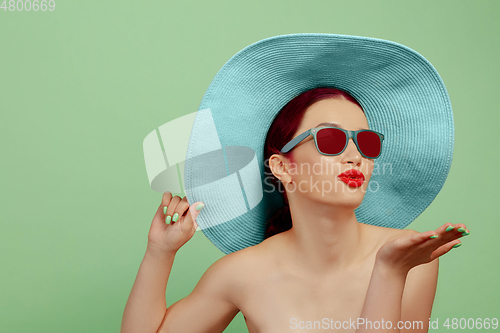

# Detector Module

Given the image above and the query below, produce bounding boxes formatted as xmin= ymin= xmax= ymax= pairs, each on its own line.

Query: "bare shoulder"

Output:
xmin=220 ymin=235 xmax=279 ymax=270
xmin=216 ymin=246 xmax=259 ymax=277
xmin=209 ymin=242 xmax=270 ymax=300
xmin=361 ymin=223 xmax=419 ymax=245
xmin=158 ymin=245 xmax=266 ymax=332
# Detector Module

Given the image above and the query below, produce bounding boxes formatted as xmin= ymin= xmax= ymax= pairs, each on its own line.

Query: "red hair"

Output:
xmin=263 ymin=87 xmax=363 ymax=239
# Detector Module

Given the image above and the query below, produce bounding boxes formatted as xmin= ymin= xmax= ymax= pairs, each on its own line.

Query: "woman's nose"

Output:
xmin=341 ymin=138 xmax=362 ymax=165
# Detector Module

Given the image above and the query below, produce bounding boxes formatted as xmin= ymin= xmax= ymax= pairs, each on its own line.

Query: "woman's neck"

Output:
xmin=280 ymin=197 xmax=373 ymax=277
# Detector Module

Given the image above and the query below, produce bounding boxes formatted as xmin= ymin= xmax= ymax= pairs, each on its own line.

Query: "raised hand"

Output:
xmin=147 ymin=191 xmax=205 ymax=254
xmin=376 ymin=222 xmax=470 ymax=275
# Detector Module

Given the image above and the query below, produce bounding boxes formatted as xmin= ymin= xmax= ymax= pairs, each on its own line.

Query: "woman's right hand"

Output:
xmin=147 ymin=191 xmax=205 ymax=254
xmin=376 ymin=222 xmax=469 ymax=276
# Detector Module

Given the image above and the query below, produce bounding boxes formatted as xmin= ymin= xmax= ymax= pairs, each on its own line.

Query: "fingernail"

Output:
xmin=462 ymin=231 xmax=470 ymax=236
xmin=452 ymin=243 xmax=462 ymax=248
xmin=173 ymin=213 xmax=179 ymax=222
xmin=445 ymin=226 xmax=454 ymax=232
xmin=163 ymin=206 xmax=168 ymax=214
xmin=166 ymin=215 xmax=171 ymax=224
xmin=457 ymin=227 xmax=465 ymax=232
xmin=429 ymin=235 xmax=438 ymax=239
xmin=196 ymin=203 xmax=205 ymax=211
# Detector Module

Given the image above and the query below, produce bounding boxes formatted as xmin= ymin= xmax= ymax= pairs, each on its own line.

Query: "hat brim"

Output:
xmin=184 ymin=33 xmax=454 ymax=254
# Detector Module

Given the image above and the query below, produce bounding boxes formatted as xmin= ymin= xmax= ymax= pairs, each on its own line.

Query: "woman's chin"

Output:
xmin=311 ymin=193 xmax=365 ymax=209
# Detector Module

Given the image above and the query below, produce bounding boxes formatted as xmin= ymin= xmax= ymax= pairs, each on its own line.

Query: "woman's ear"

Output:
xmin=269 ymin=154 xmax=293 ymax=184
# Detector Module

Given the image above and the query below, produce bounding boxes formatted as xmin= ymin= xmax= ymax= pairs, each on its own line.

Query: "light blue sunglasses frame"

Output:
xmin=280 ymin=126 xmax=385 ymax=159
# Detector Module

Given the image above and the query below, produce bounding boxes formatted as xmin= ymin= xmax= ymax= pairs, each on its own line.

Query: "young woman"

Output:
xmin=122 ymin=34 xmax=468 ymax=333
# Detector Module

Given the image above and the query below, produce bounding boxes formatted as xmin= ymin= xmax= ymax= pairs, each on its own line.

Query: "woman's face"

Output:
xmin=281 ymin=97 xmax=375 ymax=209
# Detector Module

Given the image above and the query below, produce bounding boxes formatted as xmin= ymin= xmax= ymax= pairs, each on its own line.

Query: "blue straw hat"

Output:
xmin=183 ymin=33 xmax=454 ymax=255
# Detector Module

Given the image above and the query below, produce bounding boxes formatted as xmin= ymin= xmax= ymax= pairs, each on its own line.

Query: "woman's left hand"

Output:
xmin=376 ymin=222 xmax=470 ymax=275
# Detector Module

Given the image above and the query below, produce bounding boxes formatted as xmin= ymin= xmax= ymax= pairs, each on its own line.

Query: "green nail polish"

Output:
xmin=445 ymin=226 xmax=454 ymax=232
xmin=196 ymin=203 xmax=205 ymax=211
xmin=462 ymin=231 xmax=470 ymax=236
xmin=452 ymin=243 xmax=462 ymax=248
xmin=429 ymin=235 xmax=438 ymax=239
xmin=166 ymin=215 xmax=171 ymax=224
xmin=163 ymin=206 xmax=168 ymax=214
xmin=457 ymin=227 xmax=465 ymax=232
xmin=173 ymin=213 xmax=179 ymax=222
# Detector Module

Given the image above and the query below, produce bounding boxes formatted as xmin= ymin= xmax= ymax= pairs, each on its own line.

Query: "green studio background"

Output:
xmin=1 ymin=1 xmax=498 ymax=332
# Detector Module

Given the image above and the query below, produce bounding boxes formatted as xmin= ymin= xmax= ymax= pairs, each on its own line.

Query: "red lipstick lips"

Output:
xmin=338 ymin=169 xmax=365 ymax=188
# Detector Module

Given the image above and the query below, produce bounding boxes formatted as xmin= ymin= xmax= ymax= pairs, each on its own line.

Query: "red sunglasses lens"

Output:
xmin=316 ymin=128 xmax=347 ymax=155
xmin=316 ymin=128 xmax=382 ymax=157
xmin=357 ymin=131 xmax=382 ymax=158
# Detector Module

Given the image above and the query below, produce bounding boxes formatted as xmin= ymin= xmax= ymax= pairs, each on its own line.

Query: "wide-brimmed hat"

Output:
xmin=183 ymin=33 xmax=454 ymax=255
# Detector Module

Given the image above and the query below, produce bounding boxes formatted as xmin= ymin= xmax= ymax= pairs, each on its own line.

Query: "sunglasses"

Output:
xmin=280 ymin=126 xmax=385 ymax=159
